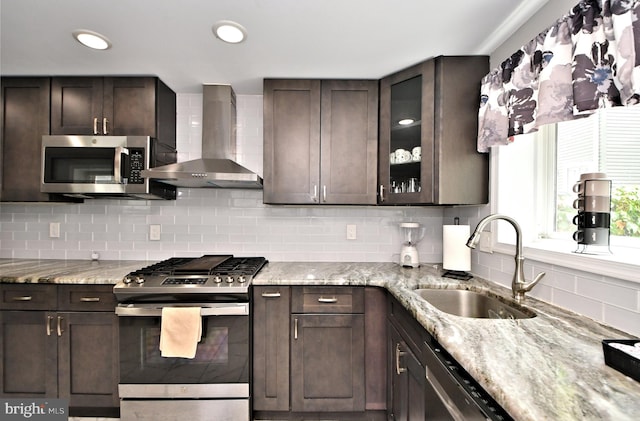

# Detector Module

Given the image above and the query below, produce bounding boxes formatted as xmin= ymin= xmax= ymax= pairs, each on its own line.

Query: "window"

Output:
xmin=494 ymin=106 xmax=640 ymax=274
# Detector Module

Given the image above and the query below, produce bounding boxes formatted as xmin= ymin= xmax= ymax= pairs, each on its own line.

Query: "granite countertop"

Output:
xmin=253 ymin=262 xmax=640 ymax=421
xmin=1 ymin=258 xmax=639 ymax=420
xmin=0 ymin=258 xmax=148 ymax=284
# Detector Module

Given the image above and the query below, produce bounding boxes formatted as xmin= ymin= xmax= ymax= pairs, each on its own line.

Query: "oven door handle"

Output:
xmin=116 ymin=303 xmax=249 ymax=317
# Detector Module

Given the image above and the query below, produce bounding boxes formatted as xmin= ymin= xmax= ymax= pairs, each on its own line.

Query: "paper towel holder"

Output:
xmin=442 ymin=217 xmax=472 ymax=281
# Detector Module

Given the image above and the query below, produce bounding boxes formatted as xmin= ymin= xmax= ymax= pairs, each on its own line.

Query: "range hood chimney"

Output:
xmin=141 ymin=84 xmax=263 ymax=189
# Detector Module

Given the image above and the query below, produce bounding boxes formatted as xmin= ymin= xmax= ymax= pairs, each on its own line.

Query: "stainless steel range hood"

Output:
xmin=141 ymin=84 xmax=263 ymax=189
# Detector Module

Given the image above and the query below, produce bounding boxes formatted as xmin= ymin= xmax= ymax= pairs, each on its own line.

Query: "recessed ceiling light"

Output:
xmin=72 ymin=30 xmax=112 ymax=50
xmin=212 ymin=20 xmax=247 ymax=44
xmin=398 ymin=119 xmax=415 ymax=126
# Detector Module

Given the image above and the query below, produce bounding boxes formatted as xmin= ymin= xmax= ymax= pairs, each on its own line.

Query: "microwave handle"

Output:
xmin=114 ymin=147 xmax=129 ymax=184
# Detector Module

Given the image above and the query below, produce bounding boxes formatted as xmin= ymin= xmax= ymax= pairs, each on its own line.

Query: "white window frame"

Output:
xmin=490 ymin=127 xmax=640 ymax=284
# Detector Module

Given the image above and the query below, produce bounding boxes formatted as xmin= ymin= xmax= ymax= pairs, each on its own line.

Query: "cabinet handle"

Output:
xmin=294 ymin=318 xmax=298 ymax=340
xmin=103 ymin=117 xmax=109 ymax=135
xmin=395 ymin=343 xmax=406 ymax=375
xmin=46 ymin=315 xmax=54 ymax=336
xmin=312 ymin=185 xmax=319 ymax=202
xmin=261 ymin=292 xmax=281 ymax=298
xmin=318 ymin=296 xmax=338 ymax=303
xmin=80 ymin=297 xmax=100 ymax=302
xmin=93 ymin=117 xmax=99 ymax=135
xmin=11 ymin=296 xmax=32 ymax=301
xmin=322 ymin=185 xmax=327 ymax=202
xmin=57 ymin=316 xmax=64 ymax=337
xmin=379 ymin=185 xmax=385 ymax=202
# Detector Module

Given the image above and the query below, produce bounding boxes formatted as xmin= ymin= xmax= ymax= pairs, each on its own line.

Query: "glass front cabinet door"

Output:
xmin=378 ymin=56 xmax=489 ymax=206
xmin=379 ymin=60 xmax=434 ymax=204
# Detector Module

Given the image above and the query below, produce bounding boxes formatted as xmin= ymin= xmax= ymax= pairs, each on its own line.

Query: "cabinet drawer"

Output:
xmin=292 ymin=287 xmax=364 ymax=313
xmin=0 ymin=284 xmax=57 ymax=310
xmin=57 ymin=284 xmax=116 ymax=312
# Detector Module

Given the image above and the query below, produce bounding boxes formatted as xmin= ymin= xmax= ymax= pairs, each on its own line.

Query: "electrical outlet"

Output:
xmin=346 ymin=224 xmax=357 ymax=240
xmin=149 ymin=224 xmax=161 ymax=241
xmin=479 ymin=231 xmax=493 ymax=253
xmin=49 ymin=222 xmax=60 ymax=238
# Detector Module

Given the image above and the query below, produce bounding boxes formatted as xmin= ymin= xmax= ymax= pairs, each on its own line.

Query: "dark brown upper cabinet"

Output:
xmin=263 ymin=79 xmax=378 ymax=205
xmin=0 ymin=77 xmax=66 ymax=202
xmin=50 ymin=76 xmax=176 ymax=149
xmin=378 ymin=56 xmax=489 ymax=205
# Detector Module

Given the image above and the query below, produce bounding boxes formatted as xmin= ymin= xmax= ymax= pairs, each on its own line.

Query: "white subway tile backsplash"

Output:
xmin=555 ymin=288 xmax=605 ymax=320
xmin=577 ymin=277 xmax=638 ymax=311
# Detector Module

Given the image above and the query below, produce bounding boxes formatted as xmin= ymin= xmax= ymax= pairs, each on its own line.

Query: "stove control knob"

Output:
xmin=238 ymin=275 xmax=247 ymax=283
xmin=134 ymin=276 xmax=145 ymax=284
xmin=214 ymin=276 xmax=222 ymax=283
xmin=123 ymin=276 xmax=134 ymax=285
xmin=226 ymin=276 xmax=234 ymax=283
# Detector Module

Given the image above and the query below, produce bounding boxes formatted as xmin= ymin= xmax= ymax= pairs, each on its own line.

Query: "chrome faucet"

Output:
xmin=466 ymin=214 xmax=545 ymax=302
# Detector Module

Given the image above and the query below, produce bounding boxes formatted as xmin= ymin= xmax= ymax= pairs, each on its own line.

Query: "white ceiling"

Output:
xmin=1 ymin=0 xmax=549 ymax=94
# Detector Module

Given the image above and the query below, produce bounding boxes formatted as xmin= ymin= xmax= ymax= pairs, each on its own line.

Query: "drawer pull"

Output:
xmin=80 ymin=297 xmax=101 ymax=302
xmin=261 ymin=292 xmax=281 ymax=298
xmin=318 ymin=296 xmax=338 ymax=303
xmin=46 ymin=315 xmax=54 ymax=336
xmin=57 ymin=316 xmax=64 ymax=337
xmin=12 ymin=296 xmax=33 ymax=301
xmin=395 ymin=343 xmax=407 ymax=375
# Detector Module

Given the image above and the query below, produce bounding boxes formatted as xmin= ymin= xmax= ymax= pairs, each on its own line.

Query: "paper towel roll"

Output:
xmin=443 ymin=225 xmax=471 ymax=271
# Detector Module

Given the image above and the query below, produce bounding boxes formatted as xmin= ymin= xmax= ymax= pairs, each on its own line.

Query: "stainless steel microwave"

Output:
xmin=41 ymin=135 xmax=177 ymax=200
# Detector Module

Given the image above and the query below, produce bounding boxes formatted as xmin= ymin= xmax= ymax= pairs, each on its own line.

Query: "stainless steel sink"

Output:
xmin=415 ymin=288 xmax=536 ymax=319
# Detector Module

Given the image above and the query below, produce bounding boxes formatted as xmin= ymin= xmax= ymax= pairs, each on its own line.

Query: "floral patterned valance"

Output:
xmin=477 ymin=0 xmax=640 ymax=153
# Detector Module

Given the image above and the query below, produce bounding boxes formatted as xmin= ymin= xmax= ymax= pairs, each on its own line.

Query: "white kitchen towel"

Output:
xmin=159 ymin=307 xmax=202 ymax=358
xmin=442 ymin=225 xmax=471 ymax=271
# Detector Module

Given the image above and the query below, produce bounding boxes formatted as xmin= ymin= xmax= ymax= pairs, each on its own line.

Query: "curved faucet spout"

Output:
xmin=467 ymin=214 xmax=545 ymax=302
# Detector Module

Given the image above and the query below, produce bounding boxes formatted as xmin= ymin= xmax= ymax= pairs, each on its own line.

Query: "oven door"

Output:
xmin=116 ymin=302 xmax=249 ymax=399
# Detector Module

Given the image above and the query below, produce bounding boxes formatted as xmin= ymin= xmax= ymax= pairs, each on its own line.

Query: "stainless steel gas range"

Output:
xmin=113 ymin=255 xmax=267 ymax=421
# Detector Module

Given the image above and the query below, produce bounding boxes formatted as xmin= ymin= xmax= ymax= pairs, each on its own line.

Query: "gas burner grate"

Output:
xmin=128 ymin=255 xmax=267 ymax=277
xmin=213 ymin=257 xmax=268 ymax=275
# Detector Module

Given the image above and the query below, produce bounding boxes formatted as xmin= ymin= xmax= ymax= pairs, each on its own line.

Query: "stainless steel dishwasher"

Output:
xmin=423 ymin=334 xmax=513 ymax=421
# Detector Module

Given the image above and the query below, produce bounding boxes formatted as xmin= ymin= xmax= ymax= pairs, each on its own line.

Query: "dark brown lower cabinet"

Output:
xmin=0 ymin=284 xmax=119 ymax=417
xmin=0 ymin=310 xmax=56 ymax=397
xmin=252 ymin=285 xmax=387 ymax=420
xmin=252 ymin=286 xmax=291 ymax=411
xmin=58 ymin=311 xmax=119 ymax=411
xmin=388 ymin=324 xmax=426 ymax=421
xmin=290 ymin=313 xmax=365 ymax=411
